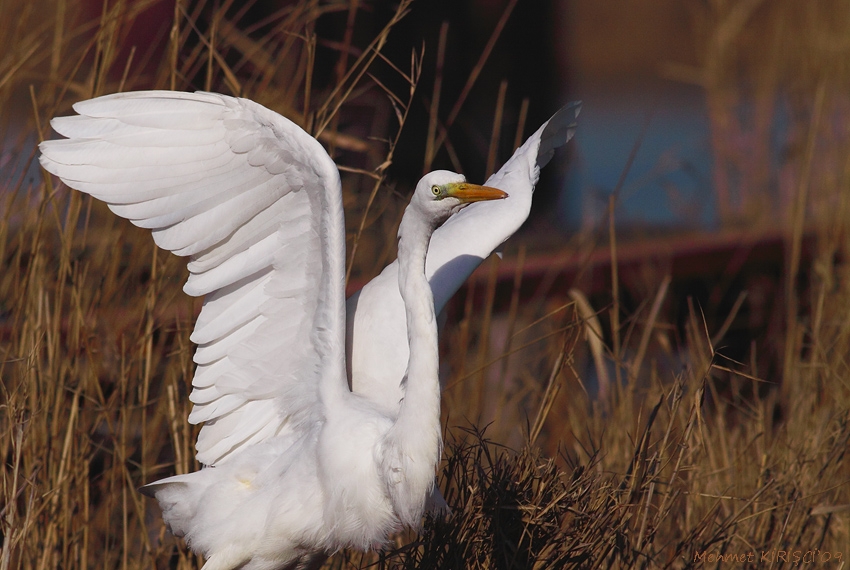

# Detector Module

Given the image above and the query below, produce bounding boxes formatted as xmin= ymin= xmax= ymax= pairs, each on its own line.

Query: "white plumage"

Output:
xmin=45 ymin=92 xmax=346 ymax=470
xmin=347 ymin=101 xmax=580 ymax=411
xmin=38 ymin=91 xmax=579 ymax=570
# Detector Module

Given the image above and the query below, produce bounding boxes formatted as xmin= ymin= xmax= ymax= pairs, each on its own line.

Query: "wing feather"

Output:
xmin=347 ymin=102 xmax=580 ymax=413
xmin=106 ymin=170 xmax=274 ymax=222
xmin=46 ymin=146 xmax=241 ymax=183
xmin=193 ymin=401 xmax=281 ymax=461
xmin=52 ymin=157 xmax=268 ymax=202
xmin=40 ymin=90 xmax=348 ymax=466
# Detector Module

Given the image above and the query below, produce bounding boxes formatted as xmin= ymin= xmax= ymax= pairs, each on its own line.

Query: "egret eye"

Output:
xmin=431 ymin=185 xmax=441 ymax=197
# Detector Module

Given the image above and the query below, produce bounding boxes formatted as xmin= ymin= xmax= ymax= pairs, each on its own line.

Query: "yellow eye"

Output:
xmin=431 ymin=185 xmax=441 ymax=196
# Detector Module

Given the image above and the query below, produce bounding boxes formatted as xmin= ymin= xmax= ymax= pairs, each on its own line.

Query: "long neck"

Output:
xmin=397 ymin=212 xmax=442 ymax=426
xmin=383 ymin=209 xmax=443 ymax=527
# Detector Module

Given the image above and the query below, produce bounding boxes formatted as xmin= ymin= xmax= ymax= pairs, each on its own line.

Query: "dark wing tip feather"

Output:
xmin=536 ymin=101 xmax=581 ymax=170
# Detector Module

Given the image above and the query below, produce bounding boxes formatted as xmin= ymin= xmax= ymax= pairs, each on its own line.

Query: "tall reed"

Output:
xmin=2 ymin=1 xmax=849 ymax=569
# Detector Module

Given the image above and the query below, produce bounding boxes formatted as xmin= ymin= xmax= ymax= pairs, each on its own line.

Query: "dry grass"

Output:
xmin=2 ymin=1 xmax=850 ymax=569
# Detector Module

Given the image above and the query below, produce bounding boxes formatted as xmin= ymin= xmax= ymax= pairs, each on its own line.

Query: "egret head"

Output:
xmin=410 ymin=170 xmax=508 ymax=227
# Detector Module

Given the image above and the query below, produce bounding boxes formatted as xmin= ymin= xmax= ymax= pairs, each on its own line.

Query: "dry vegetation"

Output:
xmin=2 ymin=1 xmax=850 ymax=568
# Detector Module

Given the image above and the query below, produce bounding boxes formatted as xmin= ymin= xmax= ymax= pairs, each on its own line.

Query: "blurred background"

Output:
xmin=3 ymin=0 xmax=850 ymax=567
xmin=21 ymin=0 xmax=836 ymax=393
xmin=3 ymin=0 xmax=849 ymax=485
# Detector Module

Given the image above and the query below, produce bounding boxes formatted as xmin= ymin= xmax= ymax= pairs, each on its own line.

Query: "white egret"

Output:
xmin=41 ymin=92 xmax=579 ymax=568
xmin=347 ymin=101 xmax=580 ymax=411
xmin=38 ymin=90 xmax=510 ymax=570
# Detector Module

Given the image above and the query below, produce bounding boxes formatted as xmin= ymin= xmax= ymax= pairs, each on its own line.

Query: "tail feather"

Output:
xmin=140 ymin=472 xmax=207 ymax=539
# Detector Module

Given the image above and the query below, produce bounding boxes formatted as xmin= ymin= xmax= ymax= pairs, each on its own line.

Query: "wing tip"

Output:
xmin=536 ymin=100 xmax=581 ymax=169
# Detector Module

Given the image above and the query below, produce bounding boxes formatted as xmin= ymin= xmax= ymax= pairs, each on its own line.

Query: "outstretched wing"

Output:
xmin=40 ymin=91 xmax=348 ymax=466
xmin=347 ymin=102 xmax=580 ymax=411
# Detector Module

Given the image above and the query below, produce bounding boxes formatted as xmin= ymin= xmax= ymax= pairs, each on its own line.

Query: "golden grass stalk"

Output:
xmin=2 ymin=1 xmax=850 ymax=569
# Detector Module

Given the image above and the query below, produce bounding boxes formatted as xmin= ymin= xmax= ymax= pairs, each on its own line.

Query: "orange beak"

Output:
xmin=446 ymin=182 xmax=508 ymax=203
